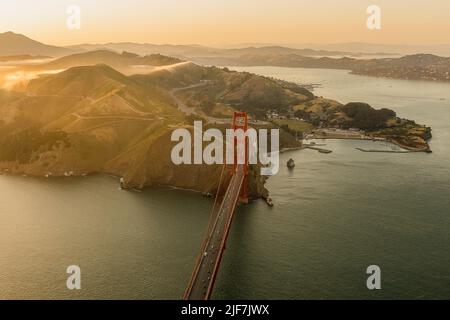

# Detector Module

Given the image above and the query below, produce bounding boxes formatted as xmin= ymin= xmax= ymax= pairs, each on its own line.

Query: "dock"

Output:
xmin=305 ymin=146 xmax=333 ymax=154
xmin=355 ymin=148 xmax=412 ymax=153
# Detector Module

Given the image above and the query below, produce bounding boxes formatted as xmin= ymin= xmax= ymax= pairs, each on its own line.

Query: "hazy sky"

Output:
xmin=1 ymin=0 xmax=449 ymax=45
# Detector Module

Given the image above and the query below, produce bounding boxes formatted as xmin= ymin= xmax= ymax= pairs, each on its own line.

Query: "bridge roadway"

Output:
xmin=184 ymin=165 xmax=245 ymax=300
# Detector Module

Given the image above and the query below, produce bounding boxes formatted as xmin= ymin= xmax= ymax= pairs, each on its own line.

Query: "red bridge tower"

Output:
xmin=232 ymin=112 xmax=249 ymax=203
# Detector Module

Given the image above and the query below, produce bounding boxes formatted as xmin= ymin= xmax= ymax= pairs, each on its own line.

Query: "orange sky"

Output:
xmin=1 ymin=0 xmax=449 ymax=45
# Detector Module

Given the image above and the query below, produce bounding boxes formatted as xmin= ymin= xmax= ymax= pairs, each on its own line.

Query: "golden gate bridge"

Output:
xmin=184 ymin=112 xmax=250 ymax=300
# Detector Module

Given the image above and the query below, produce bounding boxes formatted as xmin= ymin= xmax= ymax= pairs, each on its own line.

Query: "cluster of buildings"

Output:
xmin=265 ymin=110 xmax=301 ymax=121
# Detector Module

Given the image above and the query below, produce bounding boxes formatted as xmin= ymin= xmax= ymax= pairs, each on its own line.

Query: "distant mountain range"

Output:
xmin=0 ymin=31 xmax=392 ymax=59
xmin=1 ymin=32 xmax=449 ymax=82
xmin=226 ymin=42 xmax=450 ymax=57
xmin=201 ymin=53 xmax=450 ymax=82
xmin=3 ymin=31 xmax=450 ymax=61
xmin=0 ymin=32 xmax=74 ymax=57
xmin=68 ymin=42 xmax=380 ymax=59
xmin=299 ymin=42 xmax=450 ymax=57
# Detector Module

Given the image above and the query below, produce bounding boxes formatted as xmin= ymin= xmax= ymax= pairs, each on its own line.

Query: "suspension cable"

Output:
xmin=211 ymin=164 xmax=226 ymax=215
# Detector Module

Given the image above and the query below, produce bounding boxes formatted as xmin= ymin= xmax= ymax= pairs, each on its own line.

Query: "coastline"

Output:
xmin=226 ymin=63 xmax=450 ymax=84
xmin=280 ymin=146 xmax=306 ymax=153
xmin=0 ymin=169 xmax=216 ymax=196
xmin=306 ymin=131 xmax=431 ymax=153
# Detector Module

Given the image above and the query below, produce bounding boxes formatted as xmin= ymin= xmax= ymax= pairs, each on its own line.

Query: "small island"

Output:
xmin=287 ymin=159 xmax=295 ymax=168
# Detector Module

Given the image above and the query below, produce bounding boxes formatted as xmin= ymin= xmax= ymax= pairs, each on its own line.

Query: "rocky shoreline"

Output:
xmin=0 ymin=160 xmax=270 ymax=203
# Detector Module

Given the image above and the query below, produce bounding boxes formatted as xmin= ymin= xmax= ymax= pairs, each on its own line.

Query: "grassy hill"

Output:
xmin=0 ymin=62 xmax=277 ymax=198
xmin=0 ymin=54 xmax=432 ymax=197
xmin=135 ymin=64 xmax=313 ymax=119
xmin=0 ymin=64 xmax=180 ymax=173
xmin=42 ymin=50 xmax=183 ymax=71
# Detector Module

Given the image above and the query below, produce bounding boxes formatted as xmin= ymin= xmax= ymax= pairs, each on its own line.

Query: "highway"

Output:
xmin=184 ymin=165 xmax=245 ymax=300
xmin=170 ymin=82 xmax=271 ymax=126
xmin=169 ymin=82 xmax=210 ymax=116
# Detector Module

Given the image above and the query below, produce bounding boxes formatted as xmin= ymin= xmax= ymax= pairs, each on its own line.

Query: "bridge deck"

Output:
xmin=184 ymin=165 xmax=245 ymax=300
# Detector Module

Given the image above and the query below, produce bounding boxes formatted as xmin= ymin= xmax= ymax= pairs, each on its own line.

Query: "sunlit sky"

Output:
xmin=1 ymin=0 xmax=449 ymax=46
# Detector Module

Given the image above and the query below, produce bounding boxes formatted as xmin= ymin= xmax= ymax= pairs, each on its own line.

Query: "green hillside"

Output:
xmin=0 ymin=55 xmax=432 ymax=197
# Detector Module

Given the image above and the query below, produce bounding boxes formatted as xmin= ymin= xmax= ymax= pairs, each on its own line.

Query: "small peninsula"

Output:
xmin=0 ymin=51 xmax=433 ymax=200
